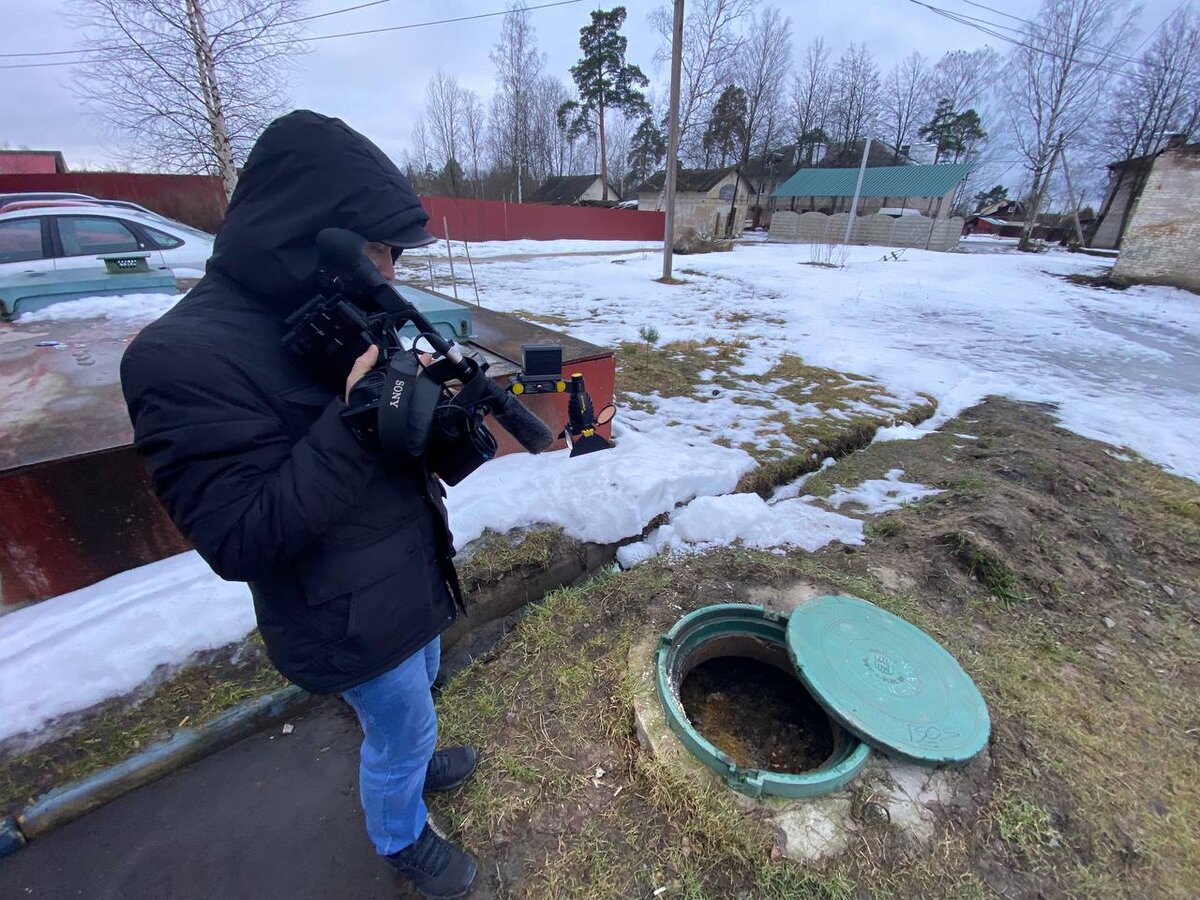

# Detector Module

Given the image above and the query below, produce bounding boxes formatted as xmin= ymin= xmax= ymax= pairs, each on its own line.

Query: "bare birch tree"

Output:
xmin=882 ymin=51 xmax=933 ymax=161
xmin=738 ymin=5 xmax=792 ymax=168
xmin=788 ymin=37 xmax=831 ymax=166
xmin=931 ymin=47 xmax=1000 ymax=113
xmin=1102 ymin=4 xmax=1200 ymax=160
xmin=461 ymin=89 xmax=487 ymax=198
xmin=425 ymin=71 xmax=465 ymax=195
xmin=828 ymin=42 xmax=882 ymax=147
xmin=649 ymin=0 xmax=759 ymax=164
xmin=530 ymin=76 xmax=575 ymax=182
xmin=490 ymin=2 xmax=544 ymax=200
xmin=1003 ymin=0 xmax=1136 ymax=250
xmin=70 ymin=0 xmax=303 ymax=198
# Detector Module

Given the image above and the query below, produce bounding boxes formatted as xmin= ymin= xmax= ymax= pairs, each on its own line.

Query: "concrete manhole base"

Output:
xmin=629 ymin=583 xmax=994 ymax=864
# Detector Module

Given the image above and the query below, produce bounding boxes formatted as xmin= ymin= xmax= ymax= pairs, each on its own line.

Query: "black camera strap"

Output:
xmin=376 ymin=351 xmax=442 ymax=458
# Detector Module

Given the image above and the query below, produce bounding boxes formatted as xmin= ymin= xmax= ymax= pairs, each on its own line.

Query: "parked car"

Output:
xmin=0 ymin=205 xmax=214 ymax=278
xmin=0 ymin=191 xmax=96 ymax=206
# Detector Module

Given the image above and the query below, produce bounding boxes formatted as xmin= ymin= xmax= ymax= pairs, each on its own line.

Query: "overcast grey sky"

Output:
xmin=0 ymin=0 xmax=1181 ymax=169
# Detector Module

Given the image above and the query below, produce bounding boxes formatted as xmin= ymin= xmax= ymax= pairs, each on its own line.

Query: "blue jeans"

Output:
xmin=341 ymin=637 xmax=440 ymax=856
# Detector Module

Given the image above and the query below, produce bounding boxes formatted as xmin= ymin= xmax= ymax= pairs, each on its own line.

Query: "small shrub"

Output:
xmin=807 ymin=239 xmax=848 ymax=268
xmin=638 ymin=325 xmax=660 ymax=345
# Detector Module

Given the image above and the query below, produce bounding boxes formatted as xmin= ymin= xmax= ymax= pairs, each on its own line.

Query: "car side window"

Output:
xmin=0 ymin=219 xmax=45 ymax=264
xmin=56 ymin=216 xmax=142 ymax=257
xmin=142 ymin=224 xmax=184 ymax=250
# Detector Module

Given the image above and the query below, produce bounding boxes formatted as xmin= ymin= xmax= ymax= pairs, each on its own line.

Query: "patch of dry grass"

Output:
xmin=0 ymin=635 xmax=287 ymax=816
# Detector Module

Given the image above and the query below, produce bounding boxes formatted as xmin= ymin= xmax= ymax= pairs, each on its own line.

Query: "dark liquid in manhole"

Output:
xmin=679 ymin=656 xmax=834 ymax=772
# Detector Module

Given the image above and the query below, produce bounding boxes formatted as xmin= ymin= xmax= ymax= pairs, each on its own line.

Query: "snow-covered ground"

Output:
xmin=3 ymin=238 xmax=1197 ymax=745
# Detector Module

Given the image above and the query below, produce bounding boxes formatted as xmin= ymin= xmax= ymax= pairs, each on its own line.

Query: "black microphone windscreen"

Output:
xmin=491 ymin=396 xmax=553 ymax=454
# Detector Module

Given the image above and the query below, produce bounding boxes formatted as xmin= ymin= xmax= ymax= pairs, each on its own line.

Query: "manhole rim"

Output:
xmin=655 ymin=603 xmax=870 ymax=799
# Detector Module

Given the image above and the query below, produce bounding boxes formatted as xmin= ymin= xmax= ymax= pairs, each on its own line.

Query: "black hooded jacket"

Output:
xmin=120 ymin=111 xmax=457 ymax=694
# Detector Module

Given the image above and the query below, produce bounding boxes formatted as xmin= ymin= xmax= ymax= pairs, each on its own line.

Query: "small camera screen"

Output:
xmin=522 ymin=343 xmax=563 ymax=380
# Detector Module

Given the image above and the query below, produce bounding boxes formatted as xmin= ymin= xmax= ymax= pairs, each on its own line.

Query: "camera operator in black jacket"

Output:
xmin=121 ymin=110 xmax=478 ymax=899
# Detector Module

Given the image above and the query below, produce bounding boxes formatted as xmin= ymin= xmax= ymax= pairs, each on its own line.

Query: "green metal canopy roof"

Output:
xmin=773 ymin=163 xmax=972 ymax=199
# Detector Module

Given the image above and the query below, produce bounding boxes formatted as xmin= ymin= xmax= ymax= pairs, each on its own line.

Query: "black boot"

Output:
xmin=387 ymin=822 xmax=477 ymax=899
xmin=424 ymin=746 xmax=478 ymax=792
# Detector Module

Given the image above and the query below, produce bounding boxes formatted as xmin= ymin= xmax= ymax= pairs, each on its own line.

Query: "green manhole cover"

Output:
xmin=786 ymin=596 xmax=990 ymax=763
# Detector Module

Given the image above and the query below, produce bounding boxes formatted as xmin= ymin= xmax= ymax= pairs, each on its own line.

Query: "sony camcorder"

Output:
xmin=281 ymin=228 xmax=554 ymax=484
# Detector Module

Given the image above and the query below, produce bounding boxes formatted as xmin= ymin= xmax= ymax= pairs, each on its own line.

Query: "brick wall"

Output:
xmin=1111 ymin=146 xmax=1200 ymax=292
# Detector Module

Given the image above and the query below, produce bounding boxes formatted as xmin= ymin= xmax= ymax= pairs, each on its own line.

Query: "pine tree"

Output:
xmin=702 ymin=84 xmax=748 ymax=168
xmin=558 ymin=7 xmax=650 ymax=201
xmin=918 ymin=98 xmax=986 ymax=164
xmin=627 ymin=116 xmax=667 ymax=190
xmin=972 ymin=184 xmax=1008 ymax=212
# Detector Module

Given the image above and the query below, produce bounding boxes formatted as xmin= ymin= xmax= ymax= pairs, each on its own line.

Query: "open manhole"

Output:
xmin=655 ymin=599 xmax=990 ymax=799
xmin=656 ymin=604 xmax=869 ymax=798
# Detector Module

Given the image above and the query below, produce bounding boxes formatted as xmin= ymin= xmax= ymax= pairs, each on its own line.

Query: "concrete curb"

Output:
xmin=0 ymin=685 xmax=313 ymax=859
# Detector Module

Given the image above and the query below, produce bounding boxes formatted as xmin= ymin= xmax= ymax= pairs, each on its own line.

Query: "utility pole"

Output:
xmin=661 ymin=0 xmax=684 ymax=282
xmin=1060 ymin=150 xmax=1086 ymax=246
xmin=185 ymin=0 xmax=237 ymax=200
xmin=843 ymin=135 xmax=872 ymax=246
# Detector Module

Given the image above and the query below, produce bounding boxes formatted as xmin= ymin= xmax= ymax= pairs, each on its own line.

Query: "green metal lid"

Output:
xmin=785 ymin=596 xmax=990 ymax=764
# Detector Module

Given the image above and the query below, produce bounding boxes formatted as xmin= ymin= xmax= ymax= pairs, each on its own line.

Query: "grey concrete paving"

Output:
xmin=0 ymin=699 xmax=413 ymax=900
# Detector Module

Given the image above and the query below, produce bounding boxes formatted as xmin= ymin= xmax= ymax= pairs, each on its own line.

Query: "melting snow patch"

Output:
xmin=18 ymin=292 xmax=183 ymax=324
xmin=823 ymin=469 xmax=944 ymax=513
xmin=872 ymin=422 xmax=931 ymax=443
xmin=446 ymin=421 xmax=755 ymax=548
xmin=0 ymin=552 xmax=254 ymax=745
xmin=617 ymin=492 xmax=864 ymax=568
xmin=771 ymin=457 xmax=836 ymax=503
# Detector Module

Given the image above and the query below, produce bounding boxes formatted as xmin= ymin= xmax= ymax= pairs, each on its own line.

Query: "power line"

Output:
xmin=952 ymin=0 xmax=1188 ymax=68
xmin=908 ymin=0 xmax=1147 ymax=80
xmin=0 ymin=0 xmax=401 ymax=59
xmin=0 ymin=0 xmax=584 ymax=70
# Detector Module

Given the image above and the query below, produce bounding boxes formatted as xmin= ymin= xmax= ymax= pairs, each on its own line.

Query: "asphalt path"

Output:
xmin=0 ymin=699 xmax=417 ymax=900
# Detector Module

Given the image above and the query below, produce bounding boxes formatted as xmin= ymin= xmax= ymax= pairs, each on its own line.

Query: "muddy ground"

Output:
xmin=429 ymin=397 xmax=1199 ymax=900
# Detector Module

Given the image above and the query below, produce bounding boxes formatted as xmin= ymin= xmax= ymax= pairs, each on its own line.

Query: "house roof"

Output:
xmin=528 ymin=174 xmax=619 ymax=205
xmin=773 ymin=163 xmax=972 ymax=199
xmin=636 ymin=166 xmax=751 ymax=194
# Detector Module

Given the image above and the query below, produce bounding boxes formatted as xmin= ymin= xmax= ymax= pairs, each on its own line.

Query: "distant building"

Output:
xmin=1091 ymin=135 xmax=1194 ymax=250
xmin=0 ymin=150 xmax=68 ymax=175
xmin=636 ymin=167 xmax=754 ymax=239
xmin=769 ymin=163 xmax=971 ymax=251
xmin=528 ymin=174 xmax=622 ymax=206
xmin=1105 ymin=137 xmax=1200 ymax=292
xmin=772 ymin=163 xmax=971 ymax=219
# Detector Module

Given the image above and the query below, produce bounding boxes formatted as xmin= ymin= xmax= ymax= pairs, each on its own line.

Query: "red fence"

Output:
xmin=0 ymin=172 xmax=665 ymax=243
xmin=0 ymin=172 xmax=228 ymax=232
xmin=421 ymin=196 xmax=663 ymax=242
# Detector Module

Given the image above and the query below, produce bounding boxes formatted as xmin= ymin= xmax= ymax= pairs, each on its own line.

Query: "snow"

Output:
xmin=5 ymin=236 xmax=1199 ymax=742
xmin=823 ymin=469 xmax=944 ymax=513
xmin=458 ymin=241 xmax=1200 ymax=480
xmin=446 ymin=421 xmax=754 ymax=548
xmin=0 ymin=553 xmax=254 ymax=745
xmin=17 ymin=292 xmax=183 ymax=324
xmin=616 ymin=493 xmax=865 ymax=568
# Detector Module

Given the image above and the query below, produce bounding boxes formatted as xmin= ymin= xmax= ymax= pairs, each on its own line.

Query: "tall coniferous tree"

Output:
xmin=702 ymin=84 xmax=749 ymax=167
xmin=558 ymin=7 xmax=650 ymax=201
xmin=627 ymin=116 xmax=667 ymax=190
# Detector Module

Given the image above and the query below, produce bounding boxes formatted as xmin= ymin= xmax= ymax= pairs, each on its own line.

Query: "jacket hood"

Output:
xmin=206 ymin=110 xmax=430 ymax=310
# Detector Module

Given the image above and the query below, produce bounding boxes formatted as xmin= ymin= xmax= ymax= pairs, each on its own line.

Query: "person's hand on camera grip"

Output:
xmin=345 ymin=344 xmax=380 ymax=403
